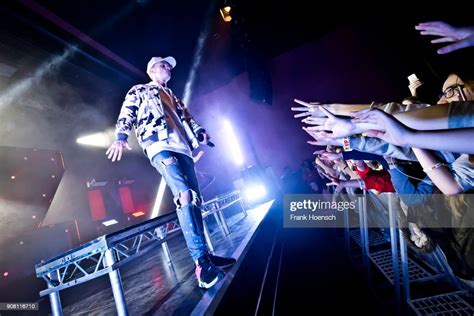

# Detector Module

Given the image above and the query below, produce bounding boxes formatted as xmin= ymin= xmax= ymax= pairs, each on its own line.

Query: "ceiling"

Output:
xmin=0 ymin=1 xmax=473 ymax=108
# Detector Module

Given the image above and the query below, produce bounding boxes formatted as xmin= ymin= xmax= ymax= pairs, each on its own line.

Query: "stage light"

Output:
xmin=150 ymin=178 xmax=167 ymax=218
xmin=76 ymin=132 xmax=112 ymax=148
xmin=102 ymin=219 xmax=118 ymax=226
xmin=10 ymin=175 xmax=15 ymax=180
xmin=244 ymin=184 xmax=267 ymax=202
xmin=3 ymin=272 xmax=8 ymax=277
xmin=132 ymin=211 xmax=145 ymax=217
xmin=220 ymin=6 xmax=232 ymax=22
xmin=42 ymin=194 xmax=46 ymax=197
xmin=223 ymin=119 xmax=244 ymax=166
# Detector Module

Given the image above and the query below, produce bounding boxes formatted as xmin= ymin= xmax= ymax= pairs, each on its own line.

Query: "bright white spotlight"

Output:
xmin=77 ymin=132 xmax=112 ymax=148
xmin=150 ymin=178 xmax=167 ymax=219
xmin=102 ymin=219 xmax=118 ymax=226
xmin=244 ymin=184 xmax=267 ymax=202
xmin=223 ymin=119 xmax=244 ymax=166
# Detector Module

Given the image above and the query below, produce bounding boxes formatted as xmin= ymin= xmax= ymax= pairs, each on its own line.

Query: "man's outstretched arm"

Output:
xmin=106 ymin=86 xmax=139 ymax=161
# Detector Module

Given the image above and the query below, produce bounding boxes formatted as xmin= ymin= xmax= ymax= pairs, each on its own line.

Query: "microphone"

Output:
xmin=197 ymin=133 xmax=215 ymax=147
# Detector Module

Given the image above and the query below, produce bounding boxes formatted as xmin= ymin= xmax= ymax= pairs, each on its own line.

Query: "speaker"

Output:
xmin=248 ymin=64 xmax=273 ymax=105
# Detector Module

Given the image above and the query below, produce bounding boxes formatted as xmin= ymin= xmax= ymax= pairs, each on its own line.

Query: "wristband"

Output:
xmin=423 ymin=162 xmax=444 ymax=173
xmin=342 ymin=137 xmax=352 ymax=152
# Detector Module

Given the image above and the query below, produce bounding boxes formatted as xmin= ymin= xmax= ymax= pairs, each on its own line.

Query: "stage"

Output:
xmin=36 ymin=201 xmax=273 ymax=315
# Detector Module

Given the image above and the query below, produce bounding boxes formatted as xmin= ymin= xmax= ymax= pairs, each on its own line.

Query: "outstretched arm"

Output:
xmin=298 ymin=100 xmax=473 ymax=138
xmin=329 ymin=178 xmax=361 ymax=194
xmin=412 ymin=148 xmax=463 ymax=195
xmin=378 ymin=127 xmax=474 ymax=154
xmin=303 ymin=106 xmax=379 ymax=138
xmin=353 ymin=108 xmax=474 ymax=154
xmin=292 ymin=99 xmax=408 ymax=117
xmin=353 ymin=104 xmax=453 ymax=131
xmin=416 ymin=21 xmax=474 ymax=54
xmin=292 ymin=99 xmax=370 ymax=117
xmin=106 ymin=86 xmax=138 ymax=162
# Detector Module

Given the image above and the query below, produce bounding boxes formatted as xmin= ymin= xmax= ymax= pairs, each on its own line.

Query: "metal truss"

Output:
xmin=36 ymin=190 xmax=243 ymax=315
xmin=201 ymin=190 xmax=245 ymax=252
xmin=202 ymin=190 xmax=243 ymax=215
xmin=35 ymin=212 xmax=180 ymax=315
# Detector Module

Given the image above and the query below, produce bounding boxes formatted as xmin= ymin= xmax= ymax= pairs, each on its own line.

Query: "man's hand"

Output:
xmin=193 ymin=150 xmax=205 ymax=163
xmin=416 ymin=21 xmax=474 ymax=54
xmin=106 ymin=140 xmax=131 ymax=162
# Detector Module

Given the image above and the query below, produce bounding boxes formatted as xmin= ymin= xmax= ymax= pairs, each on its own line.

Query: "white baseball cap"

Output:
xmin=146 ymin=56 xmax=177 ymax=74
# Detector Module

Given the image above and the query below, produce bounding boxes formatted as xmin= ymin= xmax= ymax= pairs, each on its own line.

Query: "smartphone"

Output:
xmin=408 ymin=74 xmax=419 ymax=84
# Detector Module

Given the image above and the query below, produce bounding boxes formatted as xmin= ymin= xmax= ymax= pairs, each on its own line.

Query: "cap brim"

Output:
xmin=163 ymin=57 xmax=176 ymax=69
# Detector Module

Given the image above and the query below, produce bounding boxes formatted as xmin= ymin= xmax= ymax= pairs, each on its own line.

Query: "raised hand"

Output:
xmin=416 ymin=21 xmax=474 ymax=54
xmin=408 ymin=77 xmax=423 ymax=97
xmin=303 ymin=128 xmax=343 ymax=147
xmin=352 ymin=108 xmax=411 ymax=146
xmin=292 ymin=99 xmax=324 ymax=118
xmin=106 ymin=140 xmax=132 ymax=162
xmin=319 ymin=151 xmax=342 ymax=162
xmin=325 ymin=176 xmax=346 ymax=194
xmin=303 ymin=106 xmax=356 ymax=138
xmin=315 ymin=157 xmax=338 ymax=178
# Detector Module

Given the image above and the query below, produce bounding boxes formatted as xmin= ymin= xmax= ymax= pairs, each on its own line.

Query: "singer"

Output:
xmin=106 ymin=56 xmax=235 ymax=289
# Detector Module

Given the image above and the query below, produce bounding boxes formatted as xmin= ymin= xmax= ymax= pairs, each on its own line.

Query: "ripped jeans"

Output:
xmin=151 ymin=150 xmax=207 ymax=261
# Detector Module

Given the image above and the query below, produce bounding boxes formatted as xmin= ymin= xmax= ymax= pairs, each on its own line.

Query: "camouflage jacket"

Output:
xmin=115 ymin=83 xmax=204 ymax=150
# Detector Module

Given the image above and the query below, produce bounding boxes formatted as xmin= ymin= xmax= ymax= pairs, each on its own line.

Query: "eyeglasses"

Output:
xmin=439 ymin=84 xmax=464 ymax=100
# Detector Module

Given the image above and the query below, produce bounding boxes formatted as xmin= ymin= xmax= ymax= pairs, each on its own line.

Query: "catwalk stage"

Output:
xmin=34 ymin=200 xmax=273 ymax=315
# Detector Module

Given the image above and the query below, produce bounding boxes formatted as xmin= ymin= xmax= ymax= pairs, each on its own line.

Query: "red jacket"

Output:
xmin=356 ymin=165 xmax=395 ymax=193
